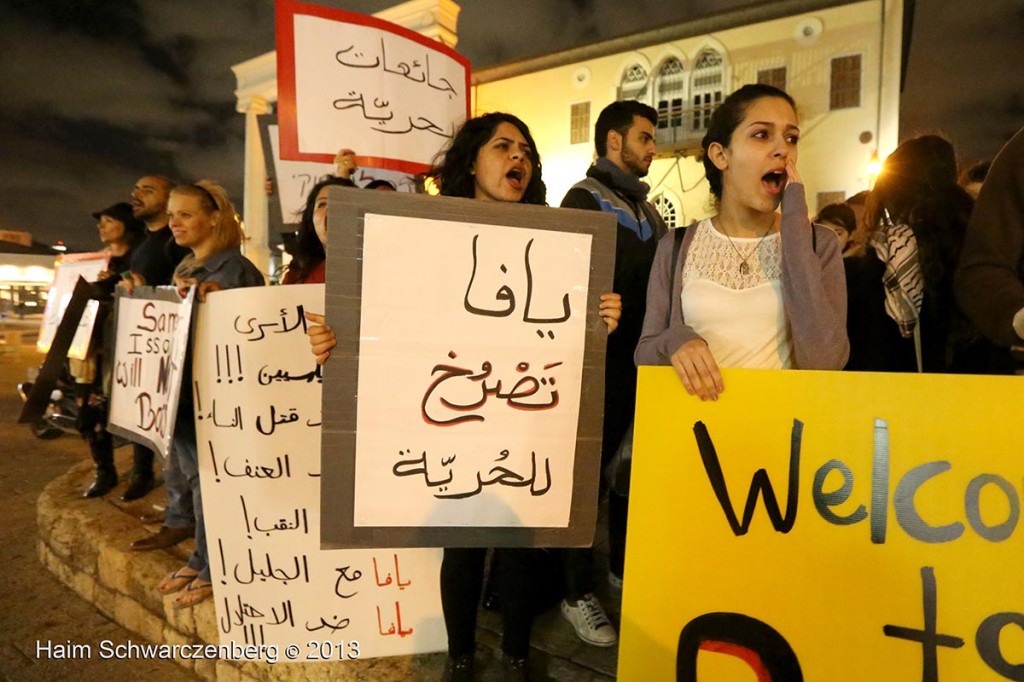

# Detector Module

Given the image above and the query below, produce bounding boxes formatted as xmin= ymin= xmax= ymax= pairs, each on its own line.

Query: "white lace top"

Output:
xmin=680 ymin=218 xmax=793 ymax=369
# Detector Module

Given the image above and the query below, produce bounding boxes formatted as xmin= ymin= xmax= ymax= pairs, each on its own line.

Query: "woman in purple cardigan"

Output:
xmin=635 ymin=84 xmax=848 ymax=398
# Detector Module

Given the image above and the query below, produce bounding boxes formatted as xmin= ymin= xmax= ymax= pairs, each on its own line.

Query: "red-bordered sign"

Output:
xmin=276 ymin=0 xmax=471 ymax=174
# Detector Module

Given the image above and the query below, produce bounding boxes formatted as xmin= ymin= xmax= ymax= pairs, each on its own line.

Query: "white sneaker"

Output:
xmin=561 ymin=595 xmax=618 ymax=647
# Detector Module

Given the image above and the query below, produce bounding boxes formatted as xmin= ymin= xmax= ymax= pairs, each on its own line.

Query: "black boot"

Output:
xmin=84 ymin=428 xmax=118 ymax=498
xmin=121 ymin=445 xmax=155 ymax=501
xmin=440 ymin=653 xmax=475 ymax=682
xmin=500 ymin=654 xmax=530 ymax=682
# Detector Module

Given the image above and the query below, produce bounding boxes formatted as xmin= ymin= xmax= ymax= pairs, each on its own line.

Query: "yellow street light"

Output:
xmin=866 ymin=151 xmax=883 ymax=188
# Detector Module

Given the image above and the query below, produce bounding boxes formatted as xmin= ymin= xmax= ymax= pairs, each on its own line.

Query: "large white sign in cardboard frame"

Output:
xmin=319 ymin=188 xmax=616 ymax=549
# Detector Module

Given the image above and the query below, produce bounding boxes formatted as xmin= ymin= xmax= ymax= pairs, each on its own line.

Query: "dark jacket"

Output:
xmin=130 ymin=225 xmax=191 ymax=287
xmin=955 ymin=125 xmax=1024 ymax=348
xmin=560 ymin=158 xmax=667 ymax=458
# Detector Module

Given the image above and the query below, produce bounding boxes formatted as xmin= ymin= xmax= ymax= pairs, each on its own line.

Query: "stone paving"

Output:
xmin=1 ymin=339 xmax=620 ymax=681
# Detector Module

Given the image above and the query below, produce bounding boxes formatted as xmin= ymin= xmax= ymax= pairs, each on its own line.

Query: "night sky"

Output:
xmin=1 ymin=0 xmax=1022 ymax=251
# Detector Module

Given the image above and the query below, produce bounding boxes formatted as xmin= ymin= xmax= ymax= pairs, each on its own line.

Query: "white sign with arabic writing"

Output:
xmin=107 ymin=287 xmax=193 ymax=458
xmin=194 ymin=284 xmax=445 ymax=658
xmin=266 ymin=124 xmax=414 ymax=225
xmin=355 ymin=214 xmax=593 ymax=528
xmin=290 ymin=12 xmax=467 ymax=170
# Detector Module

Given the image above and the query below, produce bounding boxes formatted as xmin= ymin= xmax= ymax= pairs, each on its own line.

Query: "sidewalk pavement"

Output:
xmin=2 ymin=342 xmax=620 ymax=681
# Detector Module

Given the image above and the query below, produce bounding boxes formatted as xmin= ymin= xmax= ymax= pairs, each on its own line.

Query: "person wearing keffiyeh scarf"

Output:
xmin=870 ymin=220 xmax=924 ymax=338
xmin=845 ymin=135 xmax=999 ymax=373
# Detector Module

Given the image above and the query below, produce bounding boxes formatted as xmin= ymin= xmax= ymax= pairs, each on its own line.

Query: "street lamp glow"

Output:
xmin=866 ymin=151 xmax=883 ymax=188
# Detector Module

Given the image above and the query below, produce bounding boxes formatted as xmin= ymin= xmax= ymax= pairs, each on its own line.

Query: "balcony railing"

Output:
xmin=655 ymin=120 xmax=706 ymax=156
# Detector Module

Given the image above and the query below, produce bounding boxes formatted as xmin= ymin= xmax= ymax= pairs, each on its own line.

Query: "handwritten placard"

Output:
xmin=275 ymin=0 xmax=470 ymax=173
xmin=619 ymin=367 xmax=1024 ymax=681
xmin=256 ymin=115 xmax=415 ymax=229
xmin=19 ymin=278 xmax=97 ymax=425
xmin=358 ymin=214 xmax=590 ymax=529
xmin=194 ymin=284 xmax=445 ymax=658
xmin=107 ymin=287 xmax=193 ymax=457
xmin=37 ymin=252 xmax=107 ymax=359
xmin=319 ymin=189 xmax=616 ymax=548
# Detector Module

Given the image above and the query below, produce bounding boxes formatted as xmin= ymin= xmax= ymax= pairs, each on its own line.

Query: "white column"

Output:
xmin=230 ymin=1 xmax=461 ymax=280
xmin=240 ymin=96 xmax=272 ymax=278
xmin=878 ymin=0 xmax=904 ymax=157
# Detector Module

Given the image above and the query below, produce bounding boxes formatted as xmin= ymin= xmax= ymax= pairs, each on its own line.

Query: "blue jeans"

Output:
xmin=163 ymin=445 xmax=194 ymax=530
xmin=170 ymin=405 xmax=208 ymax=582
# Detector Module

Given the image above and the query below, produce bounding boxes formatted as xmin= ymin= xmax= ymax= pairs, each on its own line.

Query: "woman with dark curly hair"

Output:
xmin=306 ymin=113 xmax=620 ymax=681
xmin=282 ymin=176 xmax=356 ymax=284
xmin=427 ymin=113 xmax=555 ymax=682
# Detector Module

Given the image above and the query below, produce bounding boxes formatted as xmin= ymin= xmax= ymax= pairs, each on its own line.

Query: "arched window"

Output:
xmin=655 ymin=58 xmax=686 ymax=144
xmin=652 ymin=193 xmax=679 ymax=229
xmin=619 ymin=63 xmax=649 ymax=103
xmin=691 ymin=49 xmax=724 ymax=132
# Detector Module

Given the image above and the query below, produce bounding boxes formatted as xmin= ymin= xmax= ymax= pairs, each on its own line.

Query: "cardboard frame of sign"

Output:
xmin=319 ymin=188 xmax=616 ymax=548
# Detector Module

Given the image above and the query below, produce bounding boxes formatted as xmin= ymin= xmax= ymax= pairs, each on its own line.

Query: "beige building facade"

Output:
xmin=232 ymin=0 xmax=904 ymax=255
xmin=473 ymin=0 xmax=905 ymax=225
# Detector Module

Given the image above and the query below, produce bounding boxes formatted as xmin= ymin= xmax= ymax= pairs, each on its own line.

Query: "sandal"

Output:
xmin=158 ymin=566 xmax=198 ymax=594
xmin=173 ymin=579 xmax=213 ymax=610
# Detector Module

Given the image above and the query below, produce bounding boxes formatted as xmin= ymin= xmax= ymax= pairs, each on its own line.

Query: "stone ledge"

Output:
xmin=36 ymin=460 xmax=438 ymax=682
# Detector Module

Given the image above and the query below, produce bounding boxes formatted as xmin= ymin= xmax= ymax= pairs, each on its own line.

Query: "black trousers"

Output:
xmin=132 ymin=443 xmax=154 ymax=476
xmin=441 ymin=547 xmax=539 ymax=658
xmin=559 ymin=488 xmax=628 ymax=594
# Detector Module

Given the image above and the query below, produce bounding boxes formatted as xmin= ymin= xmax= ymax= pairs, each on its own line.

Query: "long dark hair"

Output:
xmin=287 ymin=176 xmax=355 ymax=282
xmin=429 ymin=112 xmax=547 ymax=205
xmin=701 ymin=84 xmax=797 ymax=202
xmin=866 ymin=135 xmax=973 ymax=294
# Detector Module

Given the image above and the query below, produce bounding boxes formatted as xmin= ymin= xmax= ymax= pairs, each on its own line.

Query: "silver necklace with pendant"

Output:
xmin=719 ymin=222 xmax=773 ymax=275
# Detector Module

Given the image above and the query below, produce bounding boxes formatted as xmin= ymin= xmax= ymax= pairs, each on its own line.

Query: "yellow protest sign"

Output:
xmin=620 ymin=367 xmax=1024 ymax=681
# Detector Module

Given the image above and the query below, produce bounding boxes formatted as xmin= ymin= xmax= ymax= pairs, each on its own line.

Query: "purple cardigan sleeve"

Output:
xmin=634 ymin=183 xmax=849 ymax=369
xmin=634 ymin=224 xmax=701 ymax=365
xmin=780 ymin=183 xmax=850 ymax=369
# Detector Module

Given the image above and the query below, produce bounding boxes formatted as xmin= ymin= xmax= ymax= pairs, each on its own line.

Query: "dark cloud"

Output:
xmin=0 ymin=0 xmax=1021 ymax=250
xmin=0 ymin=0 xmax=272 ymax=248
xmin=900 ymin=0 xmax=1024 ymax=162
xmin=8 ymin=0 xmax=193 ymax=84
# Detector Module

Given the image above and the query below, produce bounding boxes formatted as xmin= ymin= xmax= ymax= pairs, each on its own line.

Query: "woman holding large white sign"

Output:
xmin=635 ymin=84 xmax=849 ymax=397
xmin=307 ymin=113 xmax=621 ymax=681
xmin=155 ymin=181 xmax=264 ymax=609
